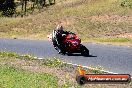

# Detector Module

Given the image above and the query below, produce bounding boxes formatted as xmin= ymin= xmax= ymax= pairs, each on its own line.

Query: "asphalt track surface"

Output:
xmin=0 ymin=39 xmax=132 ymax=75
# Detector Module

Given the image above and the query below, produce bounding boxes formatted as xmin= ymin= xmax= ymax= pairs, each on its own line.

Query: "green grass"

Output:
xmin=42 ymin=57 xmax=63 ymax=67
xmin=121 ymin=0 xmax=132 ymax=8
xmin=0 ymin=65 xmax=59 ymax=88
xmin=0 ymin=52 xmax=60 ymax=87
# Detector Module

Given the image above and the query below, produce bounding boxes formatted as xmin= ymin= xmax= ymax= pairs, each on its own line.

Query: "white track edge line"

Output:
xmin=34 ymin=57 xmax=132 ymax=79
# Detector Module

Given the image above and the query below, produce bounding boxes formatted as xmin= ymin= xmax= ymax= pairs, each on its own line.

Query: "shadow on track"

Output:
xmin=66 ymin=53 xmax=97 ymax=57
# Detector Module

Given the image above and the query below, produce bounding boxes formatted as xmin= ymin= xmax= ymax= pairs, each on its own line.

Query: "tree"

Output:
xmin=0 ymin=0 xmax=16 ymax=16
xmin=21 ymin=0 xmax=27 ymax=12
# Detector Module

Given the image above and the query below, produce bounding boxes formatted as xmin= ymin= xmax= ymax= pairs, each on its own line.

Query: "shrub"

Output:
xmin=121 ymin=0 xmax=132 ymax=8
xmin=0 ymin=0 xmax=16 ymax=16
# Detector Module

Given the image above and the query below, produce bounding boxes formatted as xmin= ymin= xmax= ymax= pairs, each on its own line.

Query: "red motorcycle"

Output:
xmin=51 ymin=30 xmax=89 ymax=56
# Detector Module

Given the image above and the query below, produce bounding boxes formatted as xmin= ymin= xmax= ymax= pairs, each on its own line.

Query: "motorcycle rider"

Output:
xmin=55 ymin=24 xmax=70 ymax=54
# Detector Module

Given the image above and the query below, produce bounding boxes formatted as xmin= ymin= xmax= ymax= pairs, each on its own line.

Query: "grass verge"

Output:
xmin=0 ymin=65 xmax=58 ymax=88
xmin=84 ymin=37 xmax=132 ymax=46
xmin=0 ymin=51 xmax=132 ymax=88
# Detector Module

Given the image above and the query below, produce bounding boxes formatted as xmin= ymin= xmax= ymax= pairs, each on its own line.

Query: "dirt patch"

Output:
xmin=58 ymin=0 xmax=91 ymax=8
xmin=90 ymin=15 xmax=132 ymax=23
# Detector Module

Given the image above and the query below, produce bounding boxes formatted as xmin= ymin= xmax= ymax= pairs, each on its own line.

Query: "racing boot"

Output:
xmin=55 ymin=45 xmax=62 ymax=54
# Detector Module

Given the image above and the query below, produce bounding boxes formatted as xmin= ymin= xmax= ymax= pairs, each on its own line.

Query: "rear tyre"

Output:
xmin=80 ymin=44 xmax=89 ymax=56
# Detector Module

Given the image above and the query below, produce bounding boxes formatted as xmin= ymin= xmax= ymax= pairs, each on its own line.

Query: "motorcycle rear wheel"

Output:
xmin=80 ymin=44 xmax=89 ymax=56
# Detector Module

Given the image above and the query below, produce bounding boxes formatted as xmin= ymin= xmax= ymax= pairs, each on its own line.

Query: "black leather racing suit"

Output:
xmin=56 ymin=29 xmax=70 ymax=53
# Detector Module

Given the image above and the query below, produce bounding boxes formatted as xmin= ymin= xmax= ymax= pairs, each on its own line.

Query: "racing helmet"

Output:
xmin=57 ymin=25 xmax=64 ymax=33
